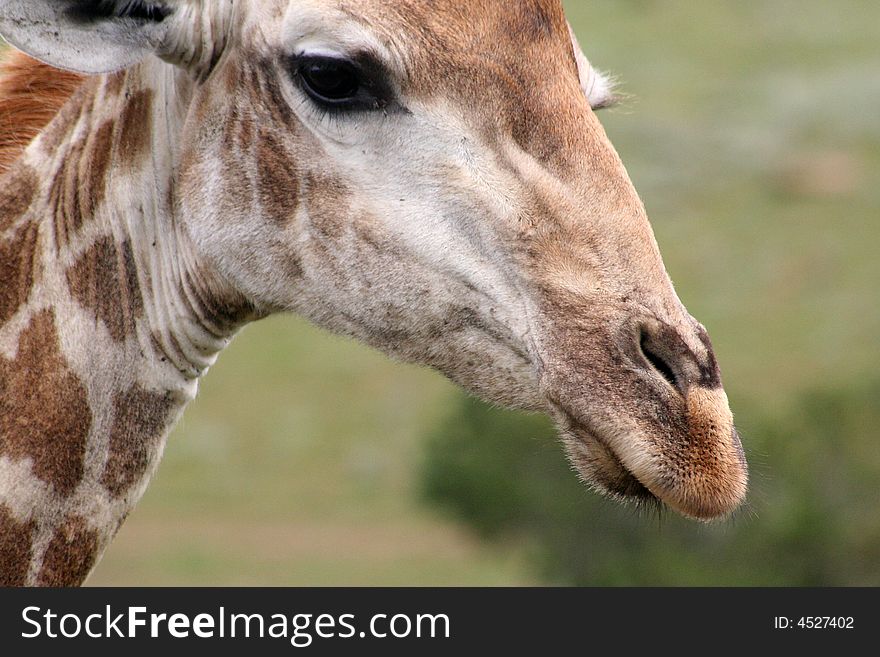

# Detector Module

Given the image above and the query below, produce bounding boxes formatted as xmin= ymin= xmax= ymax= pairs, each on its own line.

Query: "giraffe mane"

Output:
xmin=0 ymin=49 xmax=85 ymax=175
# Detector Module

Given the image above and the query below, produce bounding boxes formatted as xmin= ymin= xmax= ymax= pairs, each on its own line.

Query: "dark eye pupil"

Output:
xmin=300 ymin=59 xmax=360 ymax=101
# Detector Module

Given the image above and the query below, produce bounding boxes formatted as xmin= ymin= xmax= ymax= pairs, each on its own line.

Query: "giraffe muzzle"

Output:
xmin=539 ymin=311 xmax=748 ymax=520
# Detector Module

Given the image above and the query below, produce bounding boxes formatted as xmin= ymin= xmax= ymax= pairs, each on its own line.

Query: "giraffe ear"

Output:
xmin=0 ymin=0 xmax=175 ymax=74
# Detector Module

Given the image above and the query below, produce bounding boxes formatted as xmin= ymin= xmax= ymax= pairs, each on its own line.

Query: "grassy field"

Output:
xmin=21 ymin=0 xmax=873 ymax=585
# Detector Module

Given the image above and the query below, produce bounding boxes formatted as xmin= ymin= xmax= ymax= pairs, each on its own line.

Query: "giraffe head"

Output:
xmin=1 ymin=0 xmax=747 ymax=520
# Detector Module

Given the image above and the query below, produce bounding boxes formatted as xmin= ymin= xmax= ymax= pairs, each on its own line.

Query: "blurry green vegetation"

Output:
xmin=59 ymin=0 xmax=877 ymax=584
xmin=422 ymin=379 xmax=880 ymax=585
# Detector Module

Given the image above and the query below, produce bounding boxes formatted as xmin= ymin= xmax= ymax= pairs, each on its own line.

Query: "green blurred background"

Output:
xmin=71 ymin=0 xmax=877 ymax=584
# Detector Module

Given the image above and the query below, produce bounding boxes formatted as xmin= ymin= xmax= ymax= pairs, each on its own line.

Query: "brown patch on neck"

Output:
xmin=0 ymin=505 xmax=37 ymax=586
xmin=48 ymin=136 xmax=86 ymax=251
xmin=0 ymin=51 xmax=85 ymax=175
xmin=48 ymin=115 xmax=116 ymax=253
xmin=0 ymin=219 xmax=40 ymax=325
xmin=104 ymin=71 xmax=128 ymax=98
xmin=36 ymin=515 xmax=99 ymax=586
xmin=28 ymin=82 xmax=150 ymax=255
xmin=102 ymin=384 xmax=176 ymax=498
xmin=0 ymin=166 xmax=41 ymax=324
xmin=0 ymin=310 xmax=92 ymax=497
xmin=0 ymin=165 xmax=39 ymax=231
xmin=117 ymin=89 xmax=154 ymax=166
xmin=66 ymin=237 xmax=144 ymax=343
xmin=86 ymin=120 xmax=115 ymax=218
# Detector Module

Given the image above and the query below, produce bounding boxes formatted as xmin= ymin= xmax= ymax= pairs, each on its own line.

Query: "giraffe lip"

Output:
xmin=594 ymin=439 xmax=656 ymax=500
xmin=562 ymin=417 xmax=660 ymax=507
xmin=584 ymin=430 xmax=658 ymax=504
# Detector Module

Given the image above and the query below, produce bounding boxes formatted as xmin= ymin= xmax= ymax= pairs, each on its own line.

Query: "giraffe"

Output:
xmin=0 ymin=0 xmax=748 ymax=586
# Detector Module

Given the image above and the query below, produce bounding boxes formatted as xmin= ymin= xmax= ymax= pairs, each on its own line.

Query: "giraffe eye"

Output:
xmin=298 ymin=57 xmax=361 ymax=104
xmin=291 ymin=54 xmax=394 ymax=113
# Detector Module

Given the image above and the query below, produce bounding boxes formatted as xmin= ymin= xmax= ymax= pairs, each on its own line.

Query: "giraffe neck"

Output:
xmin=0 ymin=60 xmax=247 ymax=586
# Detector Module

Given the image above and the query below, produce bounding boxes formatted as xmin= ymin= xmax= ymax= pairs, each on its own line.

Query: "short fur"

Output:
xmin=0 ymin=0 xmax=746 ymax=587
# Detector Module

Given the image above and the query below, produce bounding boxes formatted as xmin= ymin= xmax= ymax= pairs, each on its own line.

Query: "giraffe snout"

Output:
xmin=540 ymin=309 xmax=748 ymax=521
xmin=625 ymin=317 xmax=748 ymax=519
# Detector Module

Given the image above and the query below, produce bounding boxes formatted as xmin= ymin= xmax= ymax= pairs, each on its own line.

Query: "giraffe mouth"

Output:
xmin=556 ymin=402 xmax=748 ymax=520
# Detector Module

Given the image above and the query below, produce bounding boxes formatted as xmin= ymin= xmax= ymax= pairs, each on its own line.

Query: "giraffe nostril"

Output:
xmin=639 ymin=330 xmax=681 ymax=394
